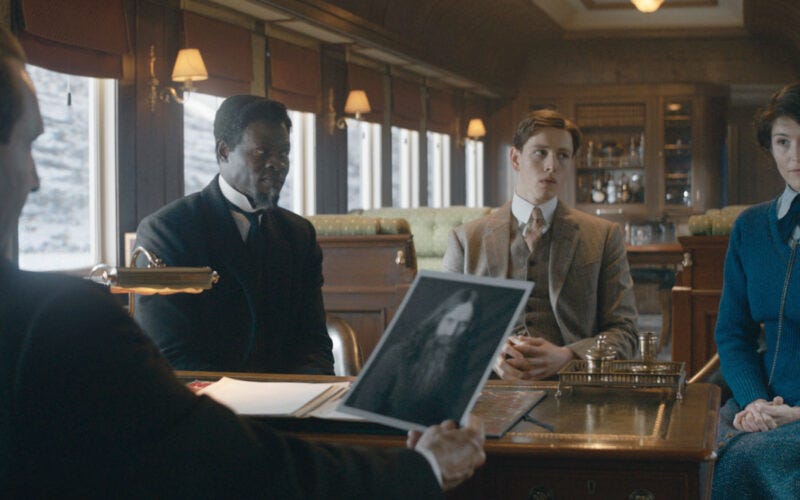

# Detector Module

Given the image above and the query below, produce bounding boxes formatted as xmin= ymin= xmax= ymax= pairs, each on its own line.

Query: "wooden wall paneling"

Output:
xmin=130 ymin=0 xmax=183 ymax=226
xmin=316 ymin=43 xmax=347 ymax=214
xmin=418 ymin=86 xmax=428 ymax=206
xmin=117 ymin=0 xmax=139 ymax=264
xmin=381 ymin=72 xmax=392 ymax=206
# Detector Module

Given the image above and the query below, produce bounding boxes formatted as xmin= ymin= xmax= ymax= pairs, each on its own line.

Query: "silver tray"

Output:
xmin=556 ymin=360 xmax=686 ymax=399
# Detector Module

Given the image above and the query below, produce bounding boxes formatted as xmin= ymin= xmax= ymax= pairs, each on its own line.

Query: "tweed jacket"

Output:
xmin=134 ymin=176 xmax=333 ymax=374
xmin=0 ymin=260 xmax=439 ymax=498
xmin=443 ymin=200 xmax=637 ymax=358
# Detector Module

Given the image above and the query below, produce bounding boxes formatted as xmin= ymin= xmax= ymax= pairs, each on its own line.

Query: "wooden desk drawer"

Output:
xmin=497 ymin=469 xmax=688 ymax=499
xmin=450 ymin=460 xmax=706 ymax=500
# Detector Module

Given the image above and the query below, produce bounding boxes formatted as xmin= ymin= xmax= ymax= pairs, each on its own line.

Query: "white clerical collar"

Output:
xmin=777 ymin=184 xmax=800 ymax=219
xmin=511 ymin=194 xmax=557 ymax=233
xmin=218 ymin=175 xmax=259 ymax=213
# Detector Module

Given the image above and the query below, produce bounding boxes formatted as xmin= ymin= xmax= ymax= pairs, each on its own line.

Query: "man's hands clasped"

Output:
xmin=493 ymin=335 xmax=574 ymax=380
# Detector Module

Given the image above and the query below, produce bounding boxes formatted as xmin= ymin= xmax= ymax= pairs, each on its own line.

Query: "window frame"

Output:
xmin=18 ymin=67 xmax=118 ymax=272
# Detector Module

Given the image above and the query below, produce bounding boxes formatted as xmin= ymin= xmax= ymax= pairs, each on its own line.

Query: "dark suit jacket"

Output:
xmin=134 ymin=177 xmax=333 ymax=374
xmin=443 ymin=200 xmax=638 ymax=359
xmin=0 ymin=260 xmax=440 ymax=498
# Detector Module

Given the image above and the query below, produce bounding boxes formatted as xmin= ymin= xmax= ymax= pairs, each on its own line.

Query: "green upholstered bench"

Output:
xmin=360 ymin=206 xmax=492 ymax=270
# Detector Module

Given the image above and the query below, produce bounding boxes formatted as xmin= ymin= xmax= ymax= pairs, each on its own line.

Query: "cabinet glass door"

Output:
xmin=663 ymin=100 xmax=692 ymax=206
xmin=574 ymin=103 xmax=646 ymax=207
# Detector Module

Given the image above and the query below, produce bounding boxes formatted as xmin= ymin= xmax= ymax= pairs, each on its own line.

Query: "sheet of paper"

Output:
xmin=307 ymin=384 xmax=366 ymax=421
xmin=197 ymin=377 xmax=335 ymax=416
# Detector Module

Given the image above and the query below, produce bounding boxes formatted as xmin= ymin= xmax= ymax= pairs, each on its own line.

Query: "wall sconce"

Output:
xmin=89 ymin=246 xmax=219 ymax=317
xmin=148 ymin=45 xmax=208 ymax=112
xmin=326 ymin=88 xmax=371 ymax=134
xmin=460 ymin=118 xmax=487 ymax=146
xmin=630 ymin=0 xmax=664 ymax=13
xmin=466 ymin=118 xmax=487 ymax=140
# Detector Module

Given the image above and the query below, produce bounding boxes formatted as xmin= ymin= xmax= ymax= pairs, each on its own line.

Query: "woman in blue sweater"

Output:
xmin=712 ymin=82 xmax=800 ymax=499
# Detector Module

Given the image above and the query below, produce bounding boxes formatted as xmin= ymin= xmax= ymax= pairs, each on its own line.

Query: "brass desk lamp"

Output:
xmin=88 ymin=246 xmax=219 ymax=316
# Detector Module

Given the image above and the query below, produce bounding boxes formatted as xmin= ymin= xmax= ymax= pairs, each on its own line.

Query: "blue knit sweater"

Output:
xmin=715 ymin=198 xmax=800 ymax=407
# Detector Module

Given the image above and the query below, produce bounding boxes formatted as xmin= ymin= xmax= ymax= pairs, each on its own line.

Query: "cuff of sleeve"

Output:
xmin=415 ymin=447 xmax=444 ymax=488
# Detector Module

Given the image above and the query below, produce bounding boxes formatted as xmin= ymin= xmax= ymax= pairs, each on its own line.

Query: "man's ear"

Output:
xmin=216 ymin=140 xmax=229 ymax=163
xmin=510 ymin=147 xmax=521 ymax=172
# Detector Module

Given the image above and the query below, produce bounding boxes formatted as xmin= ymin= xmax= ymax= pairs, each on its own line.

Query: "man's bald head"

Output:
xmin=0 ymin=24 xmax=27 ymax=144
xmin=0 ymin=24 xmax=42 ymax=255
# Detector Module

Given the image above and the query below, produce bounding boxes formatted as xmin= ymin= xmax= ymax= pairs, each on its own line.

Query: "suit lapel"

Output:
xmin=548 ymin=201 xmax=579 ymax=303
xmin=484 ymin=202 xmax=513 ymax=277
xmin=261 ymin=210 xmax=292 ymax=312
xmin=200 ymin=178 xmax=260 ymax=308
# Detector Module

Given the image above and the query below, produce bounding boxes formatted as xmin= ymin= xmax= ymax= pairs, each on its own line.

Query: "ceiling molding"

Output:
xmin=562 ymin=26 xmax=748 ymax=39
xmin=532 ymin=0 xmax=743 ymax=32
xmin=579 ymin=0 xmax=717 ymax=10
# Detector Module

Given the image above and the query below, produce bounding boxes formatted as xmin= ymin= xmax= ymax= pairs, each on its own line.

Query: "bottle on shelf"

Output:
xmin=586 ymin=140 xmax=594 ymax=167
xmin=591 ymin=175 xmax=606 ymax=204
xmin=638 ymin=131 xmax=645 ymax=162
xmin=606 ymin=173 xmax=618 ymax=204
xmin=629 ymin=136 xmax=638 ymax=166
xmin=619 ymin=172 xmax=631 ymax=203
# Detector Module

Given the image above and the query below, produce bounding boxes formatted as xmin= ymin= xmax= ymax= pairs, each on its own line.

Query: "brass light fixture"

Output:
xmin=326 ymin=88 xmax=371 ymax=134
xmin=147 ymin=45 xmax=209 ymax=112
xmin=89 ymin=246 xmax=219 ymax=316
xmin=630 ymin=0 xmax=664 ymax=13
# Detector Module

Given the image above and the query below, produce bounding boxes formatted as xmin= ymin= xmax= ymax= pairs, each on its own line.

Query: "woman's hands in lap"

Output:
xmin=733 ymin=397 xmax=800 ymax=432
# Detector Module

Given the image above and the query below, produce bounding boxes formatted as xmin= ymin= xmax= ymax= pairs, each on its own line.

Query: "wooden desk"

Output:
xmin=672 ymin=236 xmax=729 ymax=375
xmin=179 ymin=372 xmax=720 ymax=500
xmin=626 ymin=243 xmax=684 ymax=267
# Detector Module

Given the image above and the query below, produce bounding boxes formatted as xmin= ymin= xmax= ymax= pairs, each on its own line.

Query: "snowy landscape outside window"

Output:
xmin=18 ymin=65 xmax=116 ymax=271
xmin=346 ymin=118 xmax=382 ymax=211
xmin=427 ymin=131 xmax=451 ymax=207
xmin=391 ymin=126 xmax=419 ymax=208
xmin=465 ymin=139 xmax=484 ymax=207
xmin=184 ymin=94 xmax=316 ymax=214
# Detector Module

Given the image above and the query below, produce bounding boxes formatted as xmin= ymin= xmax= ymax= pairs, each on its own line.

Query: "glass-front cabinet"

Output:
xmin=663 ymin=99 xmax=693 ymax=207
xmin=574 ymin=103 xmax=648 ymax=211
xmin=525 ymin=84 xmax=727 ymax=232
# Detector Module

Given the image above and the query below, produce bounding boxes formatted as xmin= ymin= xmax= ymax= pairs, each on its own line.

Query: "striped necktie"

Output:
xmin=524 ymin=207 xmax=545 ymax=252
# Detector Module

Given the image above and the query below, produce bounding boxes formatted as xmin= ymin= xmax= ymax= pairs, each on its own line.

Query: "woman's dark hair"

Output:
xmin=513 ymin=108 xmax=582 ymax=157
xmin=755 ymin=82 xmax=800 ymax=151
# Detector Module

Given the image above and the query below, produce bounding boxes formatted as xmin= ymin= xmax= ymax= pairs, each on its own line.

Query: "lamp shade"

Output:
xmin=171 ymin=48 xmax=208 ymax=82
xmin=466 ymin=118 xmax=487 ymax=139
xmin=630 ymin=0 xmax=664 ymax=13
xmin=344 ymin=90 xmax=371 ymax=116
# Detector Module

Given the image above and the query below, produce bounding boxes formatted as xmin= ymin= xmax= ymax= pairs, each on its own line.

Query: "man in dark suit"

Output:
xmin=134 ymin=96 xmax=333 ymax=373
xmin=0 ymin=24 xmax=485 ymax=497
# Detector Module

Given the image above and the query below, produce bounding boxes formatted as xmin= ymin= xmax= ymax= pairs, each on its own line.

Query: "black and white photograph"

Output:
xmin=340 ymin=270 xmax=532 ymax=431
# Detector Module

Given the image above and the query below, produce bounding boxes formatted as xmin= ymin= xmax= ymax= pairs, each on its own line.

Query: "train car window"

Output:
xmin=427 ymin=131 xmax=451 ymax=208
xmin=19 ymin=65 xmax=117 ymax=272
xmin=465 ymin=139 xmax=484 ymax=207
xmin=391 ymin=126 xmax=420 ymax=208
xmin=184 ymin=92 xmax=224 ymax=196
xmin=184 ymin=95 xmax=316 ymax=215
xmin=347 ymin=119 xmax=382 ymax=211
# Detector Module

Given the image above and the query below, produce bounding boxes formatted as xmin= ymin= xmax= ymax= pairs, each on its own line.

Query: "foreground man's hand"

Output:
xmin=406 ymin=416 xmax=486 ymax=491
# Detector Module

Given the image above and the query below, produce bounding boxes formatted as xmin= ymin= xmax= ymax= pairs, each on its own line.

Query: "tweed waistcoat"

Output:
xmin=509 ymin=226 xmax=561 ymax=343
